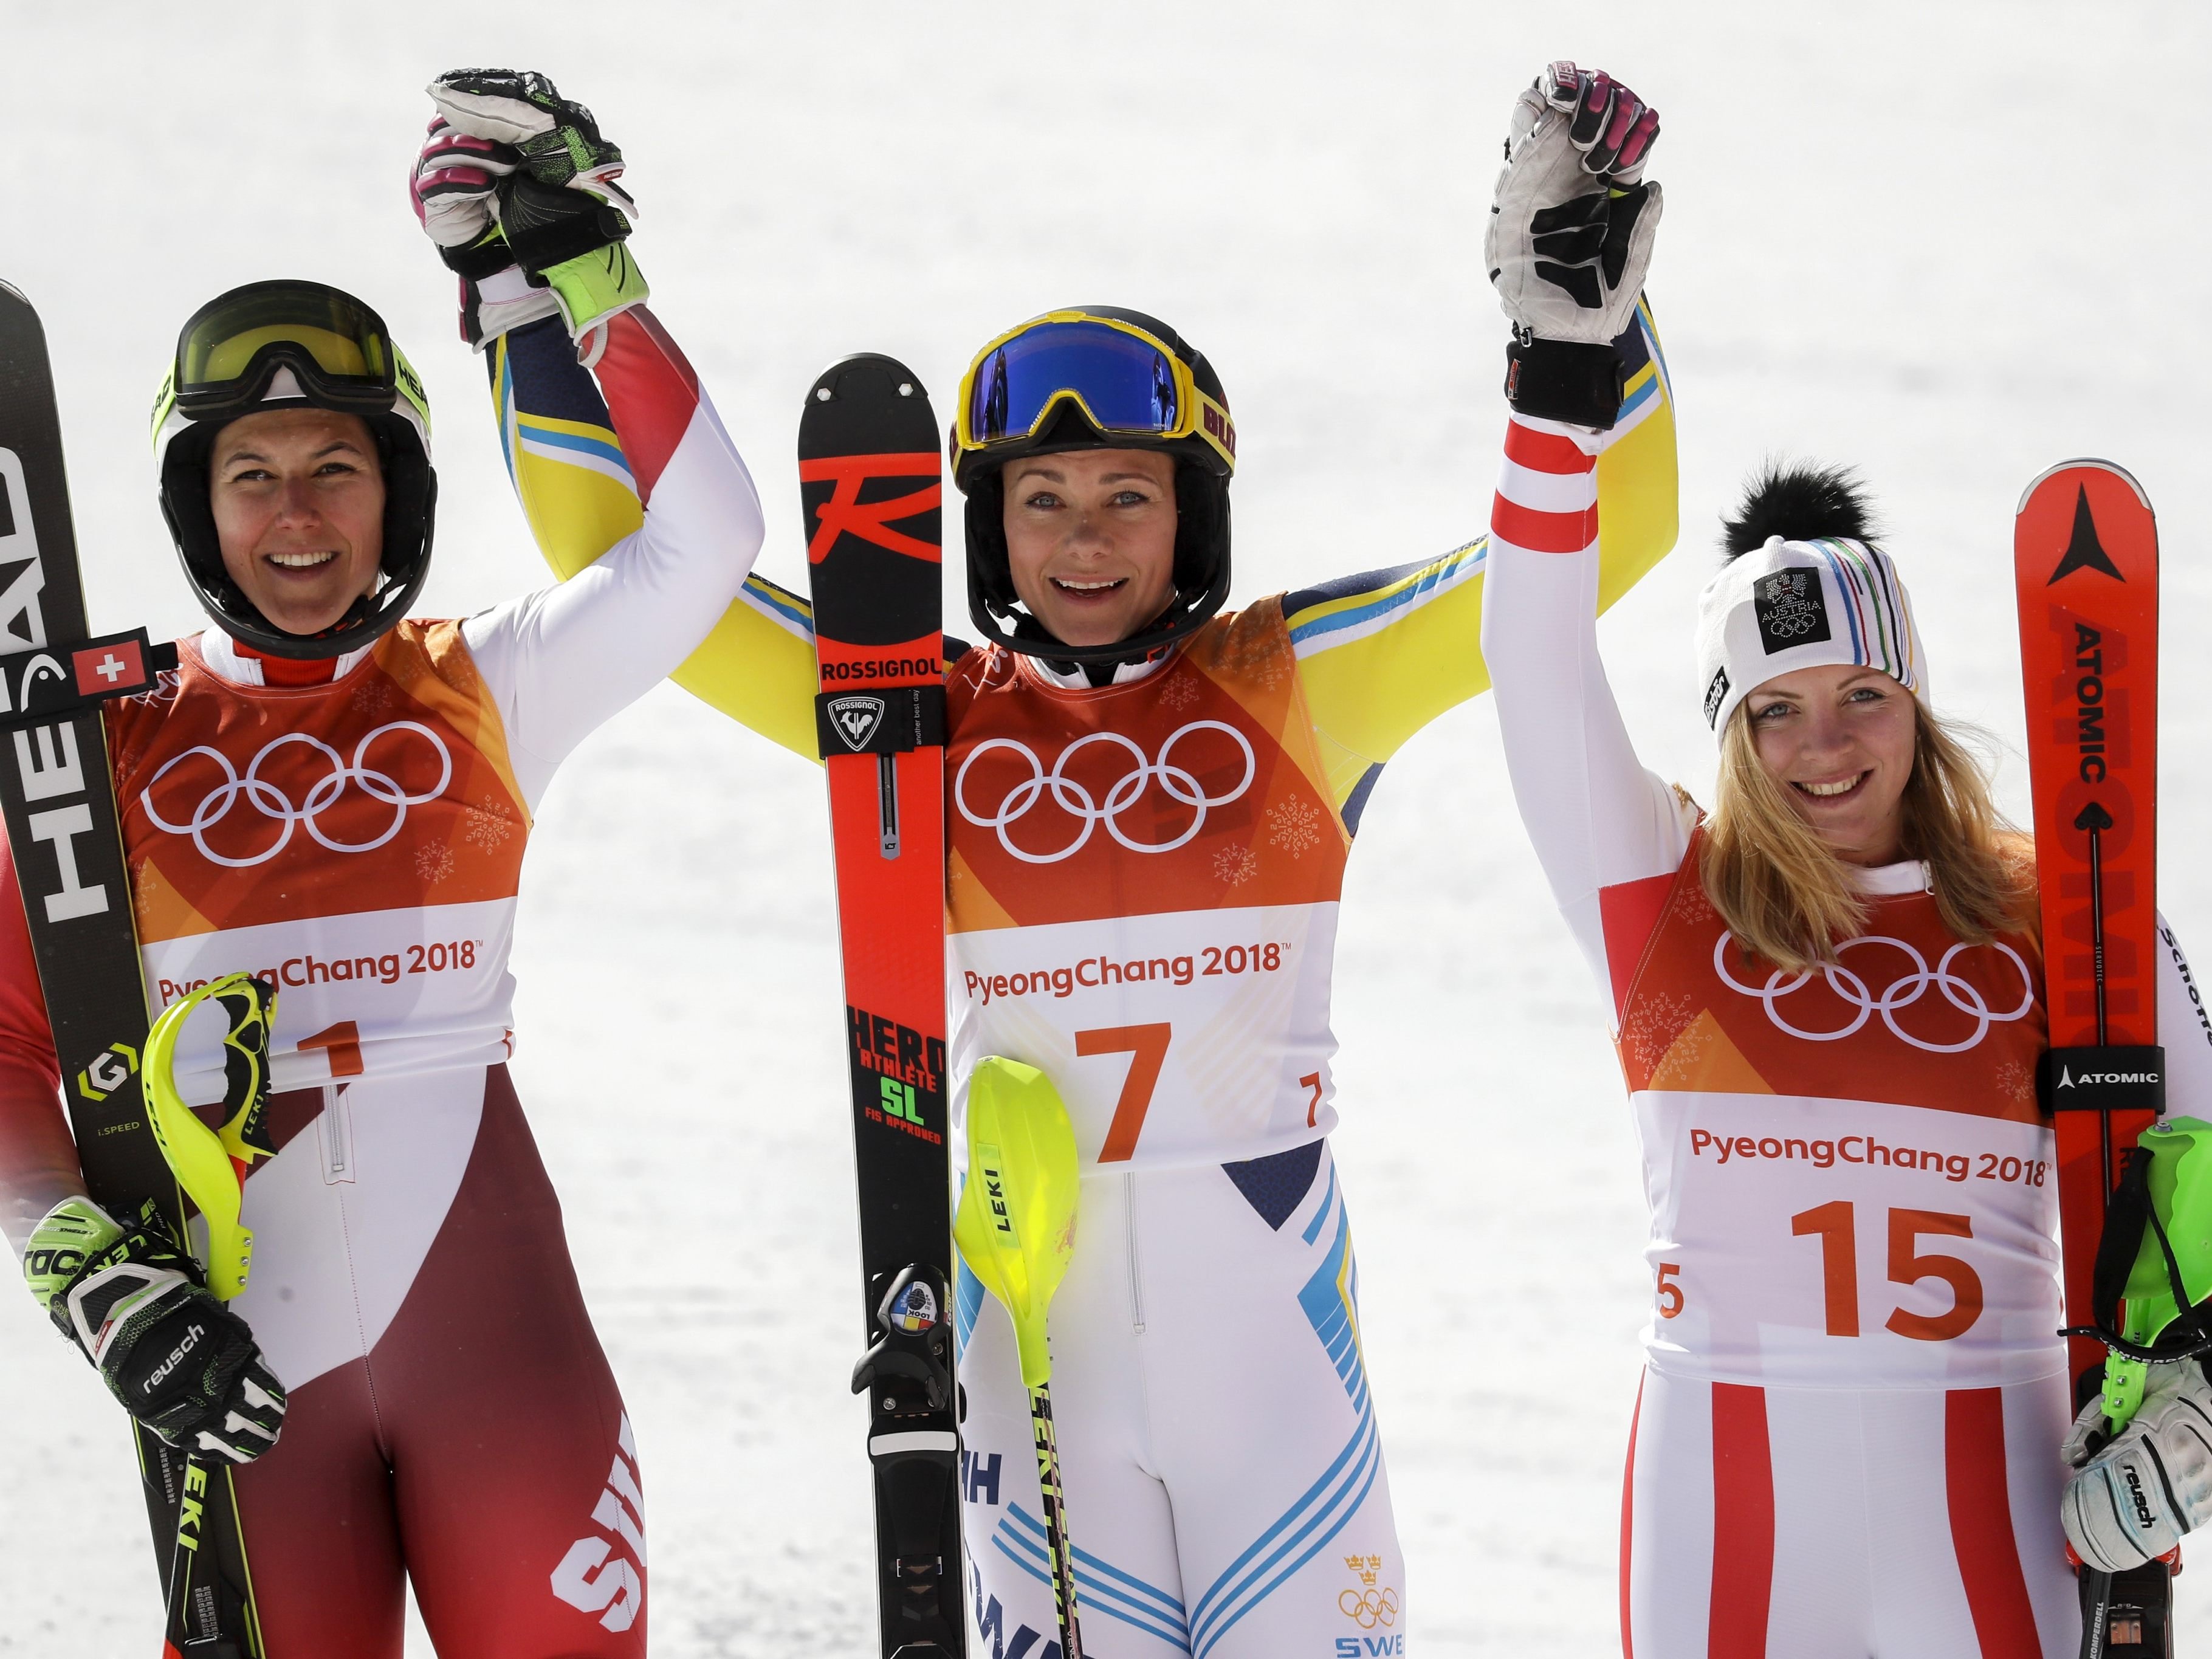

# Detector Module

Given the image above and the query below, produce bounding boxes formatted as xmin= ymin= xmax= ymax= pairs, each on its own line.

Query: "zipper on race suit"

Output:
xmin=1124 ymin=1172 xmax=1147 ymax=1335
xmin=319 ymin=1083 xmax=357 ymax=1184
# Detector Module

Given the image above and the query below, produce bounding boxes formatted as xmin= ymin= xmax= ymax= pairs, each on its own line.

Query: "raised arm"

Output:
xmin=408 ymin=70 xmax=782 ymax=792
xmin=1477 ymin=64 xmax=1691 ymax=1022
xmin=461 ymin=307 xmax=767 ymax=805
xmin=483 ymin=311 xmax=819 ymax=764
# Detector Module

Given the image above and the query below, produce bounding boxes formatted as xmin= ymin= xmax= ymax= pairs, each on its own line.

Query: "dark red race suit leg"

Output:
xmin=226 ymin=1360 xmax=410 ymax=1655
xmin=232 ymin=1067 xmax=646 ymax=1658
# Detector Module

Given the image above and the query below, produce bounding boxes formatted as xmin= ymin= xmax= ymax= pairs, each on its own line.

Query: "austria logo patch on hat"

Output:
xmin=1753 ymin=570 xmax=1829 ymax=654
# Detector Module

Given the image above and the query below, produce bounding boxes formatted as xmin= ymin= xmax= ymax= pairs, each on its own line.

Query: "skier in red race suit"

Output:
xmin=484 ymin=70 xmax=1675 ymax=1659
xmin=0 ymin=71 xmax=763 ymax=1656
xmin=1480 ymin=63 xmax=2212 ymax=1658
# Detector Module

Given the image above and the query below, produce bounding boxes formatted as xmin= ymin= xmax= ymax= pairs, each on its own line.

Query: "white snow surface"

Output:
xmin=5 ymin=3 xmax=2212 ymax=1650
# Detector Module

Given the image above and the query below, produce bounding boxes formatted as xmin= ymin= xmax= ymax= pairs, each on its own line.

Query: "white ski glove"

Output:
xmin=1486 ymin=62 xmax=1662 ymax=430
xmin=1487 ymin=61 xmax=1661 ymax=343
xmin=2063 ymin=1361 xmax=2212 ymax=1572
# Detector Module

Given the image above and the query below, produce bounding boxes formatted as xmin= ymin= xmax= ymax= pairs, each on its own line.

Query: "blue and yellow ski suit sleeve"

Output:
xmin=484 ymin=303 xmax=1677 ymax=808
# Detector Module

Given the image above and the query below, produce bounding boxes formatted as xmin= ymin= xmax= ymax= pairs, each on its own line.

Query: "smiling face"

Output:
xmin=1000 ymin=448 xmax=1180 ymax=650
xmin=1743 ymin=662 xmax=1918 ymax=865
xmin=209 ymin=407 xmax=386 ymax=639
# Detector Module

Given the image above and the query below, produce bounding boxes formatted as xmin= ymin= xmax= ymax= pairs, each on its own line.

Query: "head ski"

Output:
xmin=0 ymin=283 xmax=263 ymax=1653
xmin=799 ymin=354 xmax=964 ymax=1657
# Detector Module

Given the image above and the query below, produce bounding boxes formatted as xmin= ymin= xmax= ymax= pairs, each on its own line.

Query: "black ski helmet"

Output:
xmin=152 ymin=280 xmax=437 ymax=661
xmin=951 ymin=306 xmax=1234 ymax=665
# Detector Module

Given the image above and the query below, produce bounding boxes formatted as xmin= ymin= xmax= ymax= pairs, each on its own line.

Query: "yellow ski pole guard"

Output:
xmin=954 ymin=1056 xmax=1081 ymax=1389
xmin=142 ymin=972 xmax=278 ymax=1302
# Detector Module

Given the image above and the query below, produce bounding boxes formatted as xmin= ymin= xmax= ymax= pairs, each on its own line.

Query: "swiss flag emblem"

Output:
xmin=72 ymin=638 xmax=145 ymax=696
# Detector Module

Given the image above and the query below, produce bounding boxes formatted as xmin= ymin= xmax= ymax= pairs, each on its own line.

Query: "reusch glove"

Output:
xmin=426 ymin=69 xmax=649 ymax=345
xmin=1485 ymin=61 xmax=1663 ymax=428
xmin=25 ymin=1196 xmax=286 ymax=1465
xmin=2063 ymin=1359 xmax=2212 ymax=1571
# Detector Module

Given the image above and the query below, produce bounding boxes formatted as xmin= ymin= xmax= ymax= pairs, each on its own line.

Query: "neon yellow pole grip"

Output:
xmin=953 ymin=1057 xmax=1082 ymax=1389
xmin=141 ymin=972 xmax=278 ymax=1302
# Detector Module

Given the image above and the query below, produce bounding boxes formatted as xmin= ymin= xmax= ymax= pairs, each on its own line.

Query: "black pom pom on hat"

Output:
xmin=1720 ymin=461 xmax=1879 ymax=559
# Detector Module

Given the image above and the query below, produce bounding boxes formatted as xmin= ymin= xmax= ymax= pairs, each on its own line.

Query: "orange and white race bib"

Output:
xmin=109 ymin=623 xmax=528 ymax=1102
xmin=946 ymin=603 xmax=1349 ymax=1171
xmin=1614 ymin=838 xmax=2063 ymax=1387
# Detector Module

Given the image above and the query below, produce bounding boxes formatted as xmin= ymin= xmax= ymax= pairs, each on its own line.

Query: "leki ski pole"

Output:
xmin=954 ymin=1058 xmax=1085 ymax=1659
xmin=142 ymin=973 xmax=278 ymax=1658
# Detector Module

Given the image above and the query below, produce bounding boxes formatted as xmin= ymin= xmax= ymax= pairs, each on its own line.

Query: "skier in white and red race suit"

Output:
xmin=478 ymin=64 xmax=1678 ymax=1659
xmin=1480 ymin=61 xmax=2212 ymax=1658
xmin=0 ymin=70 xmax=763 ymax=1656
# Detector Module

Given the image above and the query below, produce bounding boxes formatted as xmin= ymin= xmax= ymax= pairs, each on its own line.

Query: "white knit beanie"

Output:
xmin=1694 ymin=534 xmax=1926 ymax=738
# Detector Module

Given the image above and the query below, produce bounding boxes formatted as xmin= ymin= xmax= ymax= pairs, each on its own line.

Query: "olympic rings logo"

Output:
xmin=1712 ymin=931 xmax=2035 ymax=1054
xmin=1757 ymin=572 xmax=1821 ymax=637
xmin=1339 ymin=1589 xmax=1399 ymax=1629
xmin=953 ymin=722 xmax=1255 ymax=865
xmin=140 ymin=723 xmax=453 ymax=870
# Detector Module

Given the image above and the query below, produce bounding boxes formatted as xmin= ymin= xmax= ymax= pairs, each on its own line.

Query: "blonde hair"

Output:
xmin=1698 ymin=698 xmax=2029 ymax=973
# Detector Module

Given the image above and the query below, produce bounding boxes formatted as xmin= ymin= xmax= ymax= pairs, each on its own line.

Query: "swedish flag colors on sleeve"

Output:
xmin=1286 ymin=299 xmax=1676 ymax=826
xmin=489 ymin=300 xmax=1675 ymax=780
xmin=490 ymin=320 xmax=825 ymax=760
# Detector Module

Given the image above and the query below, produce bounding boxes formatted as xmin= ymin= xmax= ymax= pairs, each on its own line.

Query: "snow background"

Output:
xmin=4 ymin=1 xmax=2210 ymax=1649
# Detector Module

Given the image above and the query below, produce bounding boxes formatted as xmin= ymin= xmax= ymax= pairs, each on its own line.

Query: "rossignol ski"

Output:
xmin=2015 ymin=459 xmax=2171 ymax=1658
xmin=799 ymin=353 xmax=964 ymax=1657
xmin=0 ymin=281 xmax=263 ymax=1655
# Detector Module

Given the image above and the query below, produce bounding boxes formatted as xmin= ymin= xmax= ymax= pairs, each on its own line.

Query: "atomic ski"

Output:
xmin=799 ymin=354 xmax=964 ymax=1657
xmin=0 ymin=283 xmax=263 ymax=1654
xmin=2014 ymin=459 xmax=2170 ymax=1658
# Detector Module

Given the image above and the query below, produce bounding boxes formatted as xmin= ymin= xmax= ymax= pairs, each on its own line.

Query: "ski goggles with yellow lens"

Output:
xmin=171 ymin=280 xmax=405 ymax=421
xmin=954 ymin=312 xmax=1235 ymax=473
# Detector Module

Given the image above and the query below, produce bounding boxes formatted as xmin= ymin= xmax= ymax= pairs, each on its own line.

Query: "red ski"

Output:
xmin=2014 ymin=458 xmax=2168 ymax=1656
xmin=799 ymin=354 xmax=964 ymax=1657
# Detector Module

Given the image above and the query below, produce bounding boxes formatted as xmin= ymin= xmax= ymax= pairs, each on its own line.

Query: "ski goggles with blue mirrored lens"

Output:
xmin=171 ymin=280 xmax=403 ymax=421
xmin=953 ymin=312 xmax=1235 ymax=472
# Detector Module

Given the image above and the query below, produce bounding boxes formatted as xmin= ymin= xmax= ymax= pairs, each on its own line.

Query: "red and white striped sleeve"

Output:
xmin=1480 ymin=414 xmax=1693 ymax=1032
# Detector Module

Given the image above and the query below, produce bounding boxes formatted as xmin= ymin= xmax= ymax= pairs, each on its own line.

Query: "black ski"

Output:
xmin=799 ymin=354 xmax=963 ymax=1657
xmin=0 ymin=281 xmax=262 ymax=1656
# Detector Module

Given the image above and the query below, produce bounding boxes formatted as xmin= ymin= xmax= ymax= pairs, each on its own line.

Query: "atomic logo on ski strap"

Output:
xmin=2048 ymin=486 xmax=2124 ymax=585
